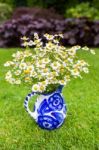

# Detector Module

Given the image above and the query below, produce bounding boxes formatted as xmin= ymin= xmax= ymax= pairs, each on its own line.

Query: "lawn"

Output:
xmin=0 ymin=48 xmax=99 ymax=150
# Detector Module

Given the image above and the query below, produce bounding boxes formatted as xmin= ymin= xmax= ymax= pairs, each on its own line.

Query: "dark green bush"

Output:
xmin=0 ymin=3 xmax=13 ymax=23
xmin=13 ymin=0 xmax=27 ymax=7
xmin=27 ymin=0 xmax=66 ymax=14
xmin=93 ymin=0 xmax=99 ymax=9
xmin=27 ymin=0 xmax=43 ymax=7
xmin=0 ymin=0 xmax=14 ymax=6
xmin=65 ymin=2 xmax=99 ymax=20
xmin=1 ymin=0 xmax=99 ymax=16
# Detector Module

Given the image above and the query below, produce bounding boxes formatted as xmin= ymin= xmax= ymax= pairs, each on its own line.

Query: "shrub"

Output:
xmin=65 ymin=2 xmax=99 ymax=20
xmin=27 ymin=0 xmax=66 ymax=14
xmin=11 ymin=7 xmax=63 ymax=20
xmin=0 ymin=7 xmax=63 ymax=47
xmin=93 ymin=0 xmax=99 ymax=9
xmin=0 ymin=0 xmax=13 ymax=7
xmin=0 ymin=14 xmax=99 ymax=47
xmin=13 ymin=0 xmax=27 ymax=7
xmin=0 ymin=3 xmax=13 ymax=23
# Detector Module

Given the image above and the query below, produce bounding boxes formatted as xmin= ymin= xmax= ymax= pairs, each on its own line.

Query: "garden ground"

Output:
xmin=0 ymin=48 xmax=99 ymax=150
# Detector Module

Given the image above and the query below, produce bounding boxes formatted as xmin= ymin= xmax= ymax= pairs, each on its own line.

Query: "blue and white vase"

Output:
xmin=24 ymin=85 xmax=67 ymax=130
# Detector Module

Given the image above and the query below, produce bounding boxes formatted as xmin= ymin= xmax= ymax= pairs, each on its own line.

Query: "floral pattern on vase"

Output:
xmin=24 ymin=88 xmax=67 ymax=130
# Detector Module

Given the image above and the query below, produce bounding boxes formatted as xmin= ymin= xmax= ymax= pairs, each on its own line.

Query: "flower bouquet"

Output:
xmin=4 ymin=33 xmax=95 ymax=130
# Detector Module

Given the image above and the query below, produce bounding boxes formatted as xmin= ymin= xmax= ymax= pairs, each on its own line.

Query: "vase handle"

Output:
xmin=24 ymin=92 xmax=39 ymax=119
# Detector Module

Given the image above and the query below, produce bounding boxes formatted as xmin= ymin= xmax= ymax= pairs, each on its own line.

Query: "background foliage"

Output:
xmin=0 ymin=0 xmax=99 ymax=14
xmin=65 ymin=2 xmax=99 ymax=20
xmin=0 ymin=16 xmax=99 ymax=47
xmin=0 ymin=2 xmax=12 ymax=23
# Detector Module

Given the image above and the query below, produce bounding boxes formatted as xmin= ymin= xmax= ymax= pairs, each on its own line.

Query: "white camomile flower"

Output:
xmin=47 ymin=72 xmax=58 ymax=81
xmin=22 ymin=41 xmax=29 ymax=47
xmin=59 ymin=51 xmax=67 ymax=59
xmin=68 ymin=48 xmax=76 ymax=56
xmin=21 ymin=36 xmax=29 ymax=41
xmin=59 ymin=79 xmax=66 ymax=85
xmin=72 ymin=45 xmax=81 ymax=51
xmin=12 ymin=53 xmax=16 ymax=57
xmin=38 ymin=82 xmax=46 ymax=92
xmin=28 ymin=40 xmax=35 ymax=46
xmin=51 ymin=71 xmax=59 ymax=77
xmin=45 ymin=42 xmax=55 ymax=51
xmin=19 ymin=62 xmax=27 ymax=70
xmin=47 ymin=78 xmax=58 ymax=84
xmin=77 ymin=60 xmax=89 ymax=67
xmin=14 ymin=70 xmax=21 ymax=76
xmin=8 ymin=78 xmax=15 ymax=84
xmin=44 ymin=34 xmax=54 ymax=40
xmin=64 ymin=75 xmax=70 ymax=82
xmin=34 ymin=39 xmax=42 ymax=45
xmin=5 ymin=76 xmax=15 ymax=84
xmin=12 ymin=52 xmax=21 ymax=58
xmin=42 ymin=58 xmax=51 ymax=64
xmin=5 ymin=71 xmax=12 ymax=80
xmin=27 ymin=65 xmax=34 ymax=72
xmin=4 ymin=61 xmax=14 ymax=67
xmin=51 ymin=62 xmax=61 ymax=70
xmin=36 ymin=61 xmax=46 ymax=68
xmin=90 ymin=49 xmax=95 ymax=55
xmin=24 ymin=77 xmax=31 ymax=83
xmin=82 ymin=46 xmax=89 ymax=51
xmin=32 ymin=84 xmax=40 ymax=92
xmin=47 ymin=73 xmax=54 ymax=80
xmin=40 ymin=68 xmax=50 ymax=76
xmin=53 ymin=39 xmax=59 ymax=44
xmin=24 ymin=50 xmax=32 ymax=57
xmin=67 ymin=58 xmax=73 ymax=63
xmin=12 ymin=51 xmax=23 ymax=60
xmin=34 ymin=33 xmax=39 ymax=39
xmin=59 ymin=33 xmax=64 ymax=38
xmin=41 ymin=80 xmax=48 ymax=86
xmin=71 ymin=69 xmax=80 ymax=77
xmin=62 ymin=62 xmax=67 ymax=67
xmin=30 ymin=71 xmax=37 ymax=77
xmin=15 ymin=79 xmax=21 ymax=84
xmin=83 ymin=67 xmax=89 ymax=73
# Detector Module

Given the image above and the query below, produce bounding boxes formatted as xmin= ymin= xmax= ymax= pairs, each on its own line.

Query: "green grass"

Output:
xmin=0 ymin=49 xmax=99 ymax=150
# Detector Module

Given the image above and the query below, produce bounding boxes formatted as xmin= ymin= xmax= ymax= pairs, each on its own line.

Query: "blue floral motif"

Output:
xmin=37 ymin=99 xmax=52 ymax=115
xmin=47 ymin=93 xmax=64 ymax=111
xmin=24 ymin=89 xmax=67 ymax=130
xmin=35 ymin=92 xmax=66 ymax=130
xmin=51 ymin=112 xmax=64 ymax=124
xmin=38 ymin=115 xmax=60 ymax=130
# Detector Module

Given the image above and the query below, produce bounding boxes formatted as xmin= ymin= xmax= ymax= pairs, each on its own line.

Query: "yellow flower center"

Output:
xmin=25 ymin=77 xmax=30 ymax=80
xmin=24 ymin=70 xmax=30 ymax=74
